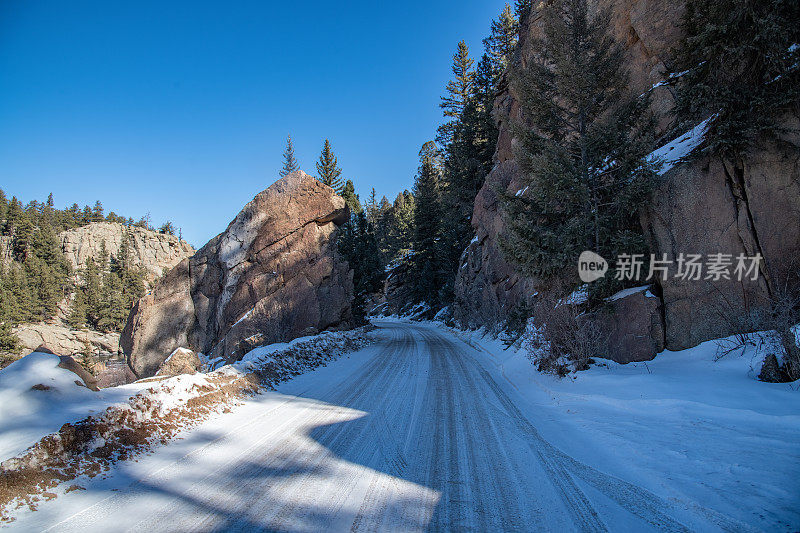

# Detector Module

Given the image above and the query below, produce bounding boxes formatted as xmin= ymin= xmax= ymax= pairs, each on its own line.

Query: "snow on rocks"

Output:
xmin=648 ymin=117 xmax=713 ymax=175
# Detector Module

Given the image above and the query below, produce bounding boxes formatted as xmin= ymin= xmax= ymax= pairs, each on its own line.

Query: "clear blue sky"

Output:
xmin=0 ymin=0 xmax=508 ymax=247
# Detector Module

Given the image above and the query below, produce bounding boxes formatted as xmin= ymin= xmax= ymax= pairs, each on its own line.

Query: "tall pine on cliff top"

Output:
xmin=316 ymin=139 xmax=344 ymax=193
xmin=279 ymin=134 xmax=300 ymax=177
xmin=501 ymin=0 xmax=657 ymax=287
xmin=437 ymin=41 xmax=475 ymax=146
xmin=673 ymin=0 xmax=800 ymax=156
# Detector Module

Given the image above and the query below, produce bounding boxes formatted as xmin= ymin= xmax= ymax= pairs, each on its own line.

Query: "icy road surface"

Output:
xmin=10 ymin=321 xmax=773 ymax=531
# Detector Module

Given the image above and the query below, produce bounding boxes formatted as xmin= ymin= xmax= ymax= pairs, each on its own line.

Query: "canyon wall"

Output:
xmin=453 ymin=0 xmax=800 ymax=355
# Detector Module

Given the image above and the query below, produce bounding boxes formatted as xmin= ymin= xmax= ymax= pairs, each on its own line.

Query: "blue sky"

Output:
xmin=0 ymin=0 xmax=509 ymax=246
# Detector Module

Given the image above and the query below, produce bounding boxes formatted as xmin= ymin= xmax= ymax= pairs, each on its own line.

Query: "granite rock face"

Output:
xmin=642 ymin=117 xmax=800 ymax=349
xmin=122 ymin=171 xmax=353 ymax=378
xmin=454 ymin=0 xmax=683 ymax=331
xmin=59 ymin=222 xmax=195 ymax=285
xmin=453 ymin=0 xmax=799 ymax=354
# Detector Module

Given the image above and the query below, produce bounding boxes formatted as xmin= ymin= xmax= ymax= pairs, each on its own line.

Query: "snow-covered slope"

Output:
xmin=0 ymin=353 xmax=149 ymax=462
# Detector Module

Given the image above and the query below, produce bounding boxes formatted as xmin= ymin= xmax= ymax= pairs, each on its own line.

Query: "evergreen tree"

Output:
xmin=3 ymin=197 xmax=24 ymax=237
xmin=340 ymin=179 xmax=363 ymax=214
xmin=515 ymin=0 xmax=533 ymax=19
xmin=159 ymin=221 xmax=176 ymax=235
xmin=483 ymin=3 xmax=519 ymax=72
xmin=92 ymin=200 xmax=104 ymax=222
xmin=365 ymin=188 xmax=379 ymax=226
xmin=411 ymin=142 xmax=444 ymax=305
xmin=437 ymin=41 xmax=475 ymax=145
xmin=280 ymin=134 xmax=300 ymax=177
xmin=673 ymin=0 xmax=800 ymax=156
xmin=315 ymin=139 xmax=344 ymax=192
xmin=501 ymin=0 xmax=657 ymax=293
xmin=0 ymin=268 xmax=20 ymax=354
xmin=0 ymin=189 xmax=7 ymax=224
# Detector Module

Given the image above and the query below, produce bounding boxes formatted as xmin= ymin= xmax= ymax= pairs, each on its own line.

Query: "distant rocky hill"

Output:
xmin=123 ymin=171 xmax=354 ymax=378
xmin=60 ymin=222 xmax=194 ymax=285
xmin=7 ymin=223 xmax=194 ymax=359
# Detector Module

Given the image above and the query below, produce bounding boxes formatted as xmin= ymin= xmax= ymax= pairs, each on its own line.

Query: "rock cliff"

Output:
xmin=122 ymin=171 xmax=354 ymax=378
xmin=59 ymin=222 xmax=195 ymax=285
xmin=453 ymin=0 xmax=800 ymax=356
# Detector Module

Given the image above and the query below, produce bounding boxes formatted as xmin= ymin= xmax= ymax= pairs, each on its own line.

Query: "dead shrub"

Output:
xmin=525 ymin=281 xmax=610 ymax=376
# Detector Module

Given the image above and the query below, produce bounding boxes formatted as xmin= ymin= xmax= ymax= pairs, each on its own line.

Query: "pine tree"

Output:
xmin=483 ymin=3 xmax=519 ymax=72
xmin=0 ymin=268 xmax=20 ymax=354
xmin=365 ymin=188 xmax=379 ymax=226
xmin=411 ymin=142 xmax=444 ymax=305
xmin=0 ymin=189 xmax=8 ymax=224
xmin=3 ymin=197 xmax=24 ymax=237
xmin=280 ymin=134 xmax=300 ymax=177
xmin=501 ymin=0 xmax=657 ymax=291
xmin=673 ymin=0 xmax=800 ymax=156
xmin=437 ymin=41 xmax=475 ymax=145
xmin=92 ymin=200 xmax=104 ymax=222
xmin=340 ymin=180 xmax=363 ymax=214
xmin=315 ymin=139 xmax=344 ymax=192
xmin=515 ymin=0 xmax=532 ymax=19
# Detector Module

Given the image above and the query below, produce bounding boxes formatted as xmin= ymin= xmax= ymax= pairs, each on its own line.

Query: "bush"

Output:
xmin=525 ymin=281 xmax=610 ymax=376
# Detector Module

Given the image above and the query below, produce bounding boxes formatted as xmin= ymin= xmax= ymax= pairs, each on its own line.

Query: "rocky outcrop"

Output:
xmin=156 ymin=347 xmax=201 ymax=377
xmin=122 ymin=171 xmax=353 ymax=378
xmin=13 ymin=323 xmax=120 ymax=357
xmin=60 ymin=222 xmax=194 ymax=285
xmin=594 ymin=288 xmax=665 ymax=363
xmin=454 ymin=0 xmax=683 ymax=331
xmin=642 ymin=117 xmax=800 ymax=349
xmin=453 ymin=0 xmax=800 ymax=355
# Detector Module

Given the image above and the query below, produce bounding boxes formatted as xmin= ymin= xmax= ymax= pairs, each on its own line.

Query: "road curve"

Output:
xmin=13 ymin=321 xmax=746 ymax=532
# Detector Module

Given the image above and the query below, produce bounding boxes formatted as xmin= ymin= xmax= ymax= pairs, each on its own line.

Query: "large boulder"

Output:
xmin=59 ymin=222 xmax=195 ymax=286
xmin=122 ymin=171 xmax=353 ymax=378
xmin=593 ymin=288 xmax=665 ymax=363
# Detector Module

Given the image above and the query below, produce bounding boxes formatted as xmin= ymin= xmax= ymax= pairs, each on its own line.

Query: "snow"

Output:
xmin=232 ymin=308 xmax=254 ymax=326
xmin=649 ymin=68 xmax=691 ymax=91
xmin=447 ymin=323 xmax=800 ymax=531
xmin=0 ymin=353 xmax=149 ymax=462
xmin=470 ymin=235 xmax=480 ymax=245
xmin=607 ymin=285 xmax=656 ymax=301
xmin=515 ymin=186 xmax=529 ymax=197
xmin=557 ymin=284 xmax=588 ymax=306
xmin=648 ymin=117 xmax=713 ymax=175
xmin=5 ymin=322 xmax=799 ymax=530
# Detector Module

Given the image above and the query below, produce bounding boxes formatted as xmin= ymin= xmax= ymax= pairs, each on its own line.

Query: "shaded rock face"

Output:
xmin=60 ymin=222 xmax=195 ymax=285
xmin=56 ymin=355 xmax=100 ymax=391
xmin=13 ymin=323 xmax=120 ymax=356
xmin=122 ymin=171 xmax=353 ymax=378
xmin=454 ymin=0 xmax=683 ymax=330
xmin=453 ymin=0 xmax=800 ymax=354
xmin=642 ymin=118 xmax=800 ymax=349
xmin=383 ymin=259 xmax=415 ymax=315
xmin=593 ymin=290 xmax=665 ymax=363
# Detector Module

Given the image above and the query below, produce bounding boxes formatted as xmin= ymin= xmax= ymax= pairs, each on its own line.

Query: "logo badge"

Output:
xmin=578 ymin=251 xmax=608 ymax=283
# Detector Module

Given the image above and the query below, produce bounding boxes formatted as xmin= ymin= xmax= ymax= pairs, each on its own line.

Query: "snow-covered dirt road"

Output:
xmin=7 ymin=321 xmax=776 ymax=531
